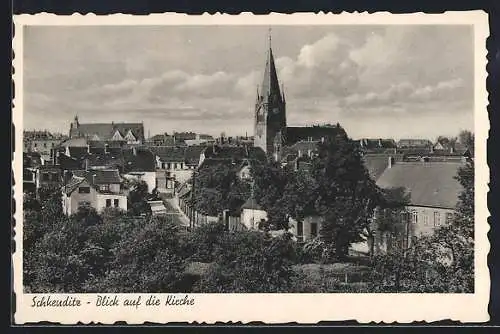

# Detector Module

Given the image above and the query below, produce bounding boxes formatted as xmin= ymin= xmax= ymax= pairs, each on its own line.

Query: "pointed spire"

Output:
xmin=261 ymin=28 xmax=281 ymax=104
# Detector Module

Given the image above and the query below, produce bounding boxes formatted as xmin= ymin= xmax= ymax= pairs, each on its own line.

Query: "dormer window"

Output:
xmin=112 ymin=130 xmax=123 ymax=141
xmin=124 ymin=130 xmax=136 ymax=142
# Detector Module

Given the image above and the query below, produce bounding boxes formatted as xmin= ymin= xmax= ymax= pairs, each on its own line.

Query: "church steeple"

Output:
xmin=254 ymin=29 xmax=287 ymax=158
xmin=260 ymin=28 xmax=282 ymax=104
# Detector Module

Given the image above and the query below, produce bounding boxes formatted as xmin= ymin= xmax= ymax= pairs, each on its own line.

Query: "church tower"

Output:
xmin=254 ymin=30 xmax=287 ymax=157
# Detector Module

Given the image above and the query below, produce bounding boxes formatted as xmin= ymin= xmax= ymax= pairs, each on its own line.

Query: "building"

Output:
xmin=253 ymin=35 xmax=347 ymax=161
xmin=122 ymin=147 xmax=157 ymax=193
xmin=145 ymin=133 xmax=175 ymax=147
xmin=69 ymin=115 xmax=145 ymax=144
xmin=23 ymin=130 xmax=66 ymax=164
xmin=150 ymin=146 xmax=198 ymax=187
xmin=372 ymin=160 xmax=464 ymax=253
xmin=240 ymin=197 xmax=268 ymax=230
xmin=62 ymin=169 xmax=127 ymax=215
xmin=35 ymin=165 xmax=62 ymax=191
xmin=148 ymin=200 xmax=167 ymax=216
xmin=288 ymin=216 xmax=322 ymax=243
xmin=397 ymin=139 xmax=433 ymax=149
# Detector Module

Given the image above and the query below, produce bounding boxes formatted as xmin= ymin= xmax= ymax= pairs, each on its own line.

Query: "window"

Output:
xmin=106 ymin=199 xmax=112 ymax=207
xmin=297 ymin=221 xmax=303 ymax=237
xmin=43 ymin=143 xmax=47 ymax=148
xmin=310 ymin=223 xmax=318 ymax=237
xmin=423 ymin=213 xmax=429 ymax=226
xmin=100 ymin=184 xmax=110 ymax=192
xmin=78 ymin=186 xmax=90 ymax=194
xmin=411 ymin=211 xmax=418 ymax=224
xmin=42 ymin=173 xmax=50 ymax=182
xmin=34 ymin=143 xmax=37 ymax=147
xmin=51 ymin=143 xmax=55 ymax=148
xmin=434 ymin=211 xmax=441 ymax=227
xmin=114 ymin=199 xmax=119 ymax=207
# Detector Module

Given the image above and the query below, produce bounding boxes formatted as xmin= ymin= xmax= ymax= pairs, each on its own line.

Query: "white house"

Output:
xmin=62 ymin=169 xmax=127 ymax=215
xmin=240 ymin=197 xmax=268 ymax=230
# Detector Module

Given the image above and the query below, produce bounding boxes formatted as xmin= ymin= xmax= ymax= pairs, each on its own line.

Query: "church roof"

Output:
xmin=70 ymin=122 xmax=144 ymax=141
xmin=259 ymin=37 xmax=283 ymax=105
xmin=286 ymin=125 xmax=346 ymax=146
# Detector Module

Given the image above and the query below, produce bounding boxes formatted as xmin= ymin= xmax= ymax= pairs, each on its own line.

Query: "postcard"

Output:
xmin=12 ymin=11 xmax=490 ymax=324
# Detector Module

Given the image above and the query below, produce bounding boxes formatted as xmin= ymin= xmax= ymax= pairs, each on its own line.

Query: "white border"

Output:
xmin=12 ymin=11 xmax=490 ymax=324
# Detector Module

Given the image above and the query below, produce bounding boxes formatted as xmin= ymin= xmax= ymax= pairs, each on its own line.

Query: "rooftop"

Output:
xmin=376 ymin=162 xmax=464 ymax=209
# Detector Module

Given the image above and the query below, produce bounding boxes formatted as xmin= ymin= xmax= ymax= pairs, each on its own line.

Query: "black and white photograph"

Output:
xmin=13 ymin=12 xmax=490 ymax=323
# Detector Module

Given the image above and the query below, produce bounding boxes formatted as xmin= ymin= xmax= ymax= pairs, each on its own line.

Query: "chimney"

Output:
xmin=92 ymin=174 xmax=96 ymax=185
xmin=87 ymin=144 xmax=90 ymax=154
xmin=85 ymin=158 xmax=89 ymax=171
xmin=321 ymin=137 xmax=325 ymax=144
xmin=298 ymin=149 xmax=302 ymax=158
xmin=378 ymin=139 xmax=382 ymax=148
xmin=104 ymin=143 xmax=109 ymax=154
xmin=245 ymin=145 xmax=249 ymax=157
xmin=133 ymin=146 xmax=137 ymax=156
xmin=55 ymin=150 xmax=60 ymax=165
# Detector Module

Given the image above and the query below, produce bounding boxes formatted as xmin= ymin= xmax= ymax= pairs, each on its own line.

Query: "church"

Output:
xmin=253 ymin=34 xmax=346 ymax=162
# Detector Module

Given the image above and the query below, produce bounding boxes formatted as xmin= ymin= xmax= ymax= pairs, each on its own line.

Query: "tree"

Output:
xmin=311 ymin=135 xmax=381 ymax=261
xmin=190 ymin=162 xmax=250 ymax=216
xmin=179 ymin=221 xmax=226 ymax=262
xmin=368 ymin=187 xmax=411 ymax=256
xmin=84 ymin=215 xmax=185 ymax=293
xmin=194 ymin=231 xmax=297 ymax=292
xmin=251 ymin=161 xmax=289 ymax=228
xmin=126 ymin=179 xmax=150 ymax=216
xmin=458 ymin=130 xmax=474 ymax=148
xmin=370 ymin=161 xmax=475 ymax=292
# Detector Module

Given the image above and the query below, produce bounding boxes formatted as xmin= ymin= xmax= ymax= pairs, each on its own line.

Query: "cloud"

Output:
xmin=22 ymin=25 xmax=474 ymax=138
xmin=339 ymin=78 xmax=468 ymax=111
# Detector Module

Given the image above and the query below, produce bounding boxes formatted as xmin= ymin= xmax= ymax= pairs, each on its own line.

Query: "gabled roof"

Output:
xmin=202 ymin=145 xmax=267 ymax=162
xmin=397 ymin=139 xmax=432 ymax=147
xmin=363 ymin=154 xmax=404 ymax=181
xmin=184 ymin=146 xmax=205 ymax=165
xmin=70 ymin=122 xmax=144 ymax=141
xmin=290 ymin=140 xmax=320 ymax=153
xmin=376 ymin=162 xmax=463 ymax=209
xmin=68 ymin=147 xmax=89 ymax=160
xmin=358 ymin=138 xmax=397 ymax=149
xmin=286 ymin=125 xmax=346 ymax=146
xmin=123 ymin=148 xmax=156 ymax=172
xmin=63 ymin=176 xmax=87 ymax=195
xmin=241 ymin=197 xmax=263 ymax=211
xmin=85 ymin=169 xmax=121 ymax=185
xmin=150 ymin=146 xmax=186 ymax=163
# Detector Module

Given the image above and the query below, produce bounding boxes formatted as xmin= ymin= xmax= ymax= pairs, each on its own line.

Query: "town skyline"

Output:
xmin=24 ymin=25 xmax=474 ymax=139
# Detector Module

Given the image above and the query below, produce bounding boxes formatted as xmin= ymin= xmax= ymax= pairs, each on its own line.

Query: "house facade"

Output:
xmin=288 ymin=216 xmax=322 ymax=242
xmin=240 ymin=197 xmax=268 ymax=230
xmin=62 ymin=169 xmax=127 ymax=215
xmin=372 ymin=160 xmax=464 ymax=254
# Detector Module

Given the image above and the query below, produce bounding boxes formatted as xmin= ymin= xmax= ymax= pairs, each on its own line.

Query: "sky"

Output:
xmin=23 ymin=25 xmax=474 ymax=140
